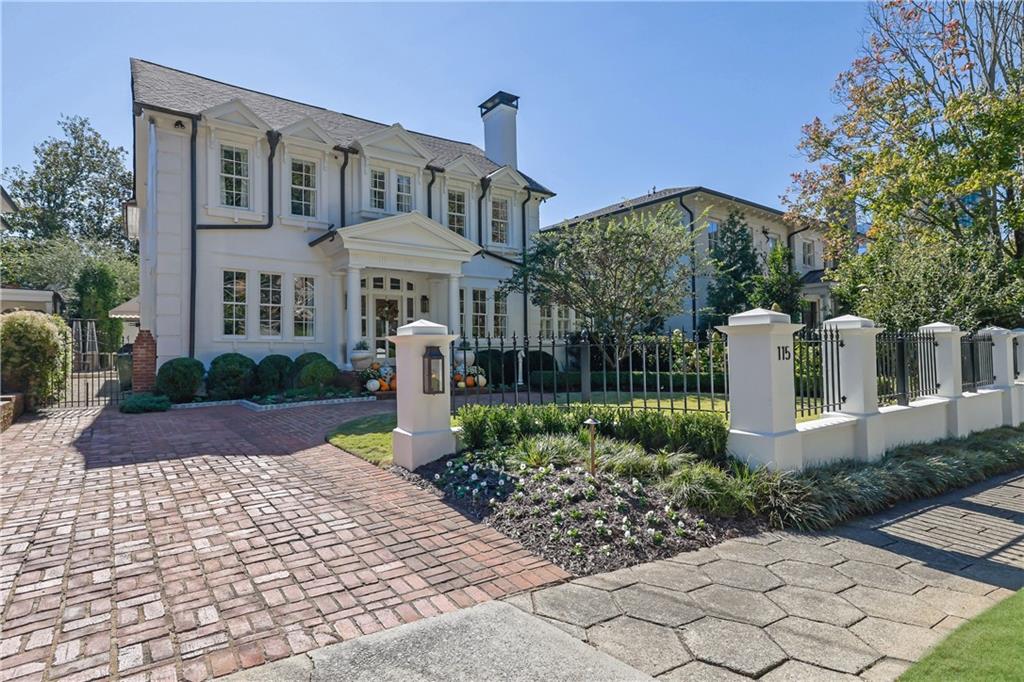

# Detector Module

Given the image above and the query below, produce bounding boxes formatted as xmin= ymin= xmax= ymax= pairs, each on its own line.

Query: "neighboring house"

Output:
xmin=1 ymin=286 xmax=65 ymax=315
xmin=108 ymin=296 xmax=141 ymax=345
xmin=550 ymin=186 xmax=832 ymax=332
xmin=128 ymin=59 xmax=554 ymax=369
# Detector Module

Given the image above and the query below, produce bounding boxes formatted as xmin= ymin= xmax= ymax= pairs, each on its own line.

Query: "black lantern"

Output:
xmin=423 ymin=346 xmax=445 ymax=394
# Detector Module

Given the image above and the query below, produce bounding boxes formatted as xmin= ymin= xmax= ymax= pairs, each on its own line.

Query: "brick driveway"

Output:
xmin=0 ymin=404 xmax=567 ymax=682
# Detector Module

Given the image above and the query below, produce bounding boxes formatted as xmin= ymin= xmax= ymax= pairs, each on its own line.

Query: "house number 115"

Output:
xmin=777 ymin=345 xmax=791 ymax=361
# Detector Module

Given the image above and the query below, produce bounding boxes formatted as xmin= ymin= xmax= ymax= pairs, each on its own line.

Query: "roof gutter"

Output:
xmin=678 ymin=197 xmax=698 ymax=332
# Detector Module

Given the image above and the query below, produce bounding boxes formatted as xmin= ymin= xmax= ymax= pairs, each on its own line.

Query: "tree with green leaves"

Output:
xmin=74 ymin=262 xmax=124 ymax=352
xmin=501 ymin=204 xmax=702 ymax=343
xmin=705 ymin=210 xmax=760 ymax=325
xmin=2 ymin=115 xmax=134 ymax=250
xmin=749 ymin=246 xmax=803 ymax=317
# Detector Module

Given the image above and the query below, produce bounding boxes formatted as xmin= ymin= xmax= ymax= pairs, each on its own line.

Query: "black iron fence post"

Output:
xmin=896 ymin=333 xmax=909 ymax=406
xmin=580 ymin=332 xmax=592 ymax=403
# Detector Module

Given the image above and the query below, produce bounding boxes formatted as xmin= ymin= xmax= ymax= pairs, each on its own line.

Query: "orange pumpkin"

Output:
xmin=389 ymin=377 xmax=398 ymax=390
xmin=453 ymin=372 xmax=463 ymax=382
xmin=465 ymin=375 xmax=476 ymax=388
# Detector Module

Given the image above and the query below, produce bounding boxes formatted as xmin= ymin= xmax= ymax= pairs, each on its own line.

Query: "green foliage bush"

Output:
xmin=120 ymin=393 xmax=171 ymax=413
xmin=206 ymin=353 xmax=256 ymax=400
xmin=155 ymin=357 xmax=204 ymax=403
xmin=296 ymin=358 xmax=339 ymax=393
xmin=528 ymin=370 xmax=727 ymax=393
xmin=455 ymin=404 xmax=728 ymax=460
xmin=294 ymin=352 xmax=328 ymax=375
xmin=0 ymin=311 xmax=72 ymax=404
xmin=255 ymin=354 xmax=294 ymax=394
xmin=74 ymin=261 xmax=124 ymax=352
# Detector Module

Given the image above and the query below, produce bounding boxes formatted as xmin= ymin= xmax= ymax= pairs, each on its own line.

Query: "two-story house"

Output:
xmin=126 ymin=59 xmax=553 ymax=369
xmin=549 ymin=187 xmax=832 ymax=332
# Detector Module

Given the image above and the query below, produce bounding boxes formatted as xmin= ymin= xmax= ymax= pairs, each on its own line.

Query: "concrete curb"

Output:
xmin=169 ymin=395 xmax=377 ymax=412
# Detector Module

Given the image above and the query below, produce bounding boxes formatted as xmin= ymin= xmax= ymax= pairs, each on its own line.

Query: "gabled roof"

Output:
xmin=131 ymin=58 xmax=553 ymax=196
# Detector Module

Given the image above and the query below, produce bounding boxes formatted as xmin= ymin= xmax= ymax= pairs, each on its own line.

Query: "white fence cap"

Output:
xmin=920 ymin=322 xmax=960 ymax=333
xmin=396 ymin=320 xmax=449 ymax=336
xmin=727 ymin=308 xmax=792 ymax=326
xmin=823 ymin=314 xmax=876 ymax=329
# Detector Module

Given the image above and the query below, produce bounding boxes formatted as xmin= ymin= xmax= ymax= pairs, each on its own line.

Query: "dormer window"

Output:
xmin=396 ymin=174 xmax=413 ymax=213
xmin=220 ymin=145 xmax=250 ymax=208
xmin=290 ymin=160 xmax=317 ymax=217
xmin=491 ymin=198 xmax=509 ymax=244
xmin=370 ymin=169 xmax=387 ymax=210
xmin=448 ymin=190 xmax=466 ymax=236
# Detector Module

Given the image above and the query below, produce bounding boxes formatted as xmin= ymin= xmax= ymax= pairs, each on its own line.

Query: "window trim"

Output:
xmin=490 ymin=196 xmax=510 ymax=245
xmin=447 ymin=188 xmax=467 ymax=236
xmin=396 ymin=173 xmax=413 ymax=213
xmin=293 ymin=275 xmax=316 ymax=339
xmin=370 ymin=168 xmax=387 ymax=211
xmin=219 ymin=144 xmax=251 ymax=209
xmin=493 ymin=291 xmax=508 ymax=339
xmin=204 ymin=126 xmax=262 ymax=221
xmin=280 ymin=148 xmax=329 ymax=228
xmin=258 ymin=271 xmax=284 ymax=339
xmin=471 ymin=288 xmax=487 ymax=339
xmin=288 ymin=158 xmax=318 ymax=219
xmin=801 ymin=240 xmax=815 ymax=267
xmin=222 ymin=269 xmax=248 ymax=338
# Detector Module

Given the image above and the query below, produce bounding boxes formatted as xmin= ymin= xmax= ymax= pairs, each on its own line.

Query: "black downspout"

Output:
xmin=477 ymin=177 xmax=491 ymax=247
xmin=334 ymin=146 xmax=352 ymax=228
xmin=679 ymin=197 xmax=697 ymax=333
xmin=520 ymin=189 xmax=532 ymax=339
xmin=786 ymin=225 xmax=811 ymax=273
xmin=427 ymin=167 xmax=437 ymax=220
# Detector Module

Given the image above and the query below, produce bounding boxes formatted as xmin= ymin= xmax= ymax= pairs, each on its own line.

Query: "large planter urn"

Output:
xmin=350 ymin=349 xmax=373 ymax=370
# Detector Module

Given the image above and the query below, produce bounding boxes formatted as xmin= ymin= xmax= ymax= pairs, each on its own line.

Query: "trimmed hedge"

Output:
xmin=528 ymin=370 xmax=727 ymax=394
xmin=256 ymin=354 xmax=294 ymax=394
xmin=296 ymin=358 xmax=339 ymax=392
xmin=120 ymin=393 xmax=171 ymax=413
xmin=455 ymin=403 xmax=728 ymax=460
xmin=207 ymin=353 xmax=256 ymax=400
xmin=156 ymin=357 xmax=204 ymax=403
xmin=294 ymin=352 xmax=328 ymax=375
xmin=0 ymin=311 xmax=72 ymax=404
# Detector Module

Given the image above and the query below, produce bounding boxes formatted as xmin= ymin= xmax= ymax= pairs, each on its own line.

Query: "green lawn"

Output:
xmin=327 ymin=414 xmax=397 ymax=466
xmin=900 ymin=589 xmax=1023 ymax=681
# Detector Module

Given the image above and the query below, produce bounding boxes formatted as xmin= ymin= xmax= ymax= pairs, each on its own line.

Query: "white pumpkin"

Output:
xmin=365 ymin=379 xmax=381 ymax=392
xmin=456 ymin=381 xmax=467 ymax=389
xmin=476 ymin=376 xmax=487 ymax=388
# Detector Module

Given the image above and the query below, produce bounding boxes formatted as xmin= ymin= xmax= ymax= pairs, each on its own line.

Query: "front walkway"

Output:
xmin=513 ymin=472 xmax=1024 ymax=680
xmin=0 ymin=405 xmax=567 ymax=682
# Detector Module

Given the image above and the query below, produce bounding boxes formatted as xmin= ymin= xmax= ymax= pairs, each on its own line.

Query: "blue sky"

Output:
xmin=2 ymin=2 xmax=866 ymax=224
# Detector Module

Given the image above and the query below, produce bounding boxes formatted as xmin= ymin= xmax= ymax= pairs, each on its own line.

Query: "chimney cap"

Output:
xmin=479 ymin=91 xmax=519 ymax=116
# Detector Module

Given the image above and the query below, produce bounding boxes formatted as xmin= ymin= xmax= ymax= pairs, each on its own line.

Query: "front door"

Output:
xmin=373 ymin=296 xmax=400 ymax=358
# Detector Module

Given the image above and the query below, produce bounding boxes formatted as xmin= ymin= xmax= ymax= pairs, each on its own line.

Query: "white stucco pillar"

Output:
xmin=345 ymin=267 xmax=362 ymax=369
xmin=824 ymin=314 xmax=885 ymax=461
xmin=983 ymin=326 xmax=1020 ymax=426
xmin=716 ymin=308 xmax=804 ymax=470
xmin=447 ymin=274 xmax=461 ymax=339
xmin=390 ymin=320 xmax=458 ymax=470
xmin=920 ymin=322 xmax=969 ymax=436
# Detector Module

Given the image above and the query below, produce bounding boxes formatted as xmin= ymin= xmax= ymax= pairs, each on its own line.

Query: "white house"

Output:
xmin=549 ymin=187 xmax=833 ymax=332
xmin=127 ymin=59 xmax=554 ymax=369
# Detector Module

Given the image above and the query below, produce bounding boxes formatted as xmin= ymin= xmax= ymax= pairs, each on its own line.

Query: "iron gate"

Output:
xmin=43 ymin=320 xmax=131 ymax=409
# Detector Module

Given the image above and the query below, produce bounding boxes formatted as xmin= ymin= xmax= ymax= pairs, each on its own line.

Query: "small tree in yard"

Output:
xmin=749 ymin=246 xmax=803 ymax=317
xmin=705 ymin=210 xmax=760 ymax=326
xmin=74 ymin=262 xmax=123 ymax=352
xmin=502 ymin=204 xmax=702 ymax=346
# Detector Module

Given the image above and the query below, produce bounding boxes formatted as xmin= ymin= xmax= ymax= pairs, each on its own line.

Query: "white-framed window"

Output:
xmin=540 ymin=304 xmax=553 ymax=338
xmin=471 ymin=289 xmax=487 ymax=338
xmin=459 ymin=289 xmax=466 ymax=337
xmin=396 ymin=174 xmax=413 ymax=213
xmin=556 ymin=307 xmax=569 ymax=338
xmin=767 ymin=232 xmax=780 ymax=252
xmin=493 ymin=292 xmax=507 ymax=339
xmin=802 ymin=240 xmax=815 ymax=267
xmin=448 ymin=189 xmax=466 ymax=236
xmin=222 ymin=270 xmax=247 ymax=337
xmin=290 ymin=160 xmax=317 ymax=217
xmin=259 ymin=273 xmax=282 ymax=336
xmin=219 ymin=145 xmax=250 ymax=208
xmin=707 ymin=220 xmax=719 ymax=253
xmin=294 ymin=276 xmax=315 ymax=338
xmin=491 ymin=198 xmax=509 ymax=244
xmin=370 ymin=169 xmax=386 ymax=210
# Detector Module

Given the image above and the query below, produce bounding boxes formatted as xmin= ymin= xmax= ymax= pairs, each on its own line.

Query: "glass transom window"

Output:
xmin=447 ymin=190 xmax=466 ymax=236
xmin=491 ymin=198 xmax=509 ymax=244
xmin=290 ymin=160 xmax=317 ymax=217
xmin=370 ymin=170 xmax=386 ymax=210
xmin=396 ymin=174 xmax=413 ymax=213
xmin=220 ymin=145 xmax=250 ymax=208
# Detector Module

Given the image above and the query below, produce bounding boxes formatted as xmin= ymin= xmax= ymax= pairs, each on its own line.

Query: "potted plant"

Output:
xmin=350 ymin=340 xmax=373 ymax=370
xmin=454 ymin=339 xmax=475 ymax=368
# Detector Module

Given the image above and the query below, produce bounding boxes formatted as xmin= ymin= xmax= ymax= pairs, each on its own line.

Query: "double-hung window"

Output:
xmin=491 ymin=198 xmax=509 ymax=244
xmin=396 ymin=174 xmax=413 ymax=213
xmin=802 ymin=240 xmax=814 ymax=267
xmin=707 ymin=220 xmax=719 ymax=254
xmin=259 ymin=273 xmax=282 ymax=336
xmin=290 ymin=160 xmax=317 ymax=217
xmin=493 ymin=292 xmax=507 ymax=339
xmin=766 ymin=233 xmax=780 ymax=252
xmin=447 ymin=190 xmax=466 ymax=236
xmin=222 ymin=270 xmax=247 ymax=336
xmin=556 ymin=307 xmax=569 ymax=338
xmin=294 ymin=276 xmax=315 ymax=338
xmin=539 ymin=304 xmax=553 ymax=337
xmin=370 ymin=170 xmax=387 ymax=210
xmin=471 ymin=289 xmax=487 ymax=338
xmin=220 ymin=145 xmax=249 ymax=208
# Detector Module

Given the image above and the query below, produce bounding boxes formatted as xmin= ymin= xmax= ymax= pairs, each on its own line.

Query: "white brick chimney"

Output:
xmin=479 ymin=91 xmax=519 ymax=168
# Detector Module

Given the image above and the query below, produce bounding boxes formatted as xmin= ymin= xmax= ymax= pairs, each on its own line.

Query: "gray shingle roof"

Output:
xmin=130 ymin=59 xmax=553 ymax=196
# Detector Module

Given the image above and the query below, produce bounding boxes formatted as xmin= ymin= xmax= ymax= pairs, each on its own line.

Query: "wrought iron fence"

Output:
xmin=793 ymin=326 xmax=845 ymax=419
xmin=450 ymin=330 xmax=728 ymax=416
xmin=1014 ymin=337 xmax=1020 ymax=381
xmin=876 ymin=330 xmax=939 ymax=406
xmin=41 ymin=326 xmax=132 ymax=409
xmin=961 ymin=332 xmax=995 ymax=392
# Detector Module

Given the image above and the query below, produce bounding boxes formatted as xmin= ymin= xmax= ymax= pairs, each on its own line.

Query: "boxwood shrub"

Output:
xmin=294 ymin=352 xmax=329 ymax=375
xmin=206 ymin=353 xmax=257 ymax=400
xmin=296 ymin=358 xmax=339 ymax=393
xmin=156 ymin=357 xmax=205 ymax=403
xmin=120 ymin=393 xmax=172 ymax=413
xmin=455 ymin=403 xmax=728 ymax=460
xmin=256 ymin=354 xmax=294 ymax=394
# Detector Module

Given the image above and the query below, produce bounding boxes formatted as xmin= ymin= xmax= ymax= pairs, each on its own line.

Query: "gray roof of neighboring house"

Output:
xmin=799 ymin=269 xmax=828 ymax=285
xmin=130 ymin=59 xmax=553 ymax=196
xmin=544 ymin=185 xmax=789 ymax=230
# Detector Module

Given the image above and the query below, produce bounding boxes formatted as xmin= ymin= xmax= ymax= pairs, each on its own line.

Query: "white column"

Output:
xmin=448 ymin=274 xmax=461 ymax=339
xmin=921 ymin=322 xmax=969 ymax=437
xmin=391 ymin=320 xmax=457 ymax=469
xmin=345 ymin=266 xmax=362 ymax=369
xmin=824 ymin=314 xmax=885 ymax=461
xmin=716 ymin=308 xmax=804 ymax=470
xmin=983 ymin=326 xmax=1019 ymax=426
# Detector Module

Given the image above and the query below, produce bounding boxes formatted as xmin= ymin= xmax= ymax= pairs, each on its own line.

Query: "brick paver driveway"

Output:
xmin=515 ymin=472 xmax=1024 ymax=681
xmin=0 ymin=405 xmax=566 ymax=682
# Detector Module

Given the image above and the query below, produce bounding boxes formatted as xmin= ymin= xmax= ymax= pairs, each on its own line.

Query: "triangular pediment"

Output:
xmin=202 ymin=99 xmax=268 ymax=130
xmin=279 ymin=117 xmax=333 ymax=145
xmin=356 ymin=124 xmax=432 ymax=163
xmin=312 ymin=212 xmax=480 ymax=262
xmin=443 ymin=155 xmax=484 ymax=178
xmin=487 ymin=165 xmax=528 ymax=189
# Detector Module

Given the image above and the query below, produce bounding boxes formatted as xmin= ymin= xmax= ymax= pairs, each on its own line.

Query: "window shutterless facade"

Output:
xmin=493 ymin=292 xmax=507 ymax=338
xmin=222 ymin=270 xmax=247 ymax=336
xmin=471 ymin=289 xmax=487 ymax=338
xmin=259 ymin=273 xmax=282 ymax=336
xmin=290 ymin=160 xmax=317 ymax=217
xmin=491 ymin=198 xmax=509 ymax=244
xmin=396 ymin=174 xmax=413 ymax=213
xmin=220 ymin=145 xmax=250 ymax=208
xmin=447 ymin=190 xmax=466 ymax=236
xmin=370 ymin=169 xmax=387 ymax=210
xmin=294 ymin=276 xmax=315 ymax=338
